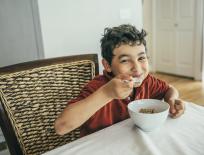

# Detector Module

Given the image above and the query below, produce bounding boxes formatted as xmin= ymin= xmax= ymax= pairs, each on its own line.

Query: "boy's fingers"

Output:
xmin=168 ymin=100 xmax=176 ymax=114
xmin=172 ymin=109 xmax=184 ymax=118
xmin=117 ymin=74 xmax=131 ymax=81
xmin=175 ymin=99 xmax=185 ymax=110
xmin=117 ymin=75 xmax=134 ymax=88
xmin=123 ymin=80 xmax=134 ymax=88
xmin=171 ymin=99 xmax=185 ymax=118
xmin=112 ymin=75 xmax=133 ymax=89
xmin=175 ymin=103 xmax=183 ymax=110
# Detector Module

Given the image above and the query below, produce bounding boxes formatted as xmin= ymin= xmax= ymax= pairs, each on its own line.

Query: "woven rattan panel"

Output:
xmin=0 ymin=60 xmax=95 ymax=155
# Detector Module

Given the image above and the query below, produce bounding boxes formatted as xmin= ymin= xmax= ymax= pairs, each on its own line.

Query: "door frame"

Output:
xmin=30 ymin=0 xmax=44 ymax=59
xmin=151 ymin=0 xmax=203 ymax=80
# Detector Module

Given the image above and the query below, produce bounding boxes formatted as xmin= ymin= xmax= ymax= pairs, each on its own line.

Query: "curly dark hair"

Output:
xmin=100 ymin=24 xmax=147 ymax=65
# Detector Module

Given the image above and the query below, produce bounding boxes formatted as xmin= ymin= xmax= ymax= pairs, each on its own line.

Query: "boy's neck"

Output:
xmin=103 ymin=70 xmax=114 ymax=80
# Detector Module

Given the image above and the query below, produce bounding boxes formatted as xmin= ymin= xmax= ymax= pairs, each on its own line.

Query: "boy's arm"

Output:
xmin=54 ymin=85 xmax=112 ymax=135
xmin=54 ymin=75 xmax=134 ymax=135
xmin=164 ymin=85 xmax=185 ymax=118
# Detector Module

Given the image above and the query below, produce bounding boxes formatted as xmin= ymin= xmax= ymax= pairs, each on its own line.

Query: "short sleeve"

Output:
xmin=68 ymin=76 xmax=107 ymax=105
xmin=148 ymin=75 xmax=169 ymax=99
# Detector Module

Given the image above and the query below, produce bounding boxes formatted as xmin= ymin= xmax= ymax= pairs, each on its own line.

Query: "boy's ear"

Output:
xmin=102 ymin=59 xmax=112 ymax=73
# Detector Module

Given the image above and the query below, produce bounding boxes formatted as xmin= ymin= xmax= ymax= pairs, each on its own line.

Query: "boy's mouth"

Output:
xmin=132 ymin=73 xmax=143 ymax=86
xmin=132 ymin=77 xmax=142 ymax=83
xmin=132 ymin=73 xmax=143 ymax=78
xmin=123 ymin=74 xmax=143 ymax=85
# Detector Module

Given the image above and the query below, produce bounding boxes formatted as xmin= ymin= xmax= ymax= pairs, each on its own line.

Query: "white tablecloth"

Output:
xmin=43 ymin=102 xmax=204 ymax=155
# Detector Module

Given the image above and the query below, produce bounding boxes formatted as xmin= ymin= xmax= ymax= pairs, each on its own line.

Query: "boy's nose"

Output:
xmin=132 ymin=61 xmax=141 ymax=72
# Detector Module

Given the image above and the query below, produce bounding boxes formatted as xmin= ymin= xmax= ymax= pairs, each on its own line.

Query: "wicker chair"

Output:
xmin=0 ymin=54 xmax=99 ymax=155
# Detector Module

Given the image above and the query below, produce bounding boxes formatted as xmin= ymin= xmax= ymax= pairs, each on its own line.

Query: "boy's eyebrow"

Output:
xmin=118 ymin=52 xmax=146 ymax=59
xmin=138 ymin=51 xmax=146 ymax=56
xmin=118 ymin=54 xmax=130 ymax=59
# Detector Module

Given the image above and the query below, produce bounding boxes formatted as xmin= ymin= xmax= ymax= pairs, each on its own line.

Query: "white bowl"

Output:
xmin=128 ymin=99 xmax=170 ymax=132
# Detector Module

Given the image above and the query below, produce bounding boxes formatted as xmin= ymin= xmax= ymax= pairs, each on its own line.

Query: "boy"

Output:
xmin=55 ymin=24 xmax=185 ymax=136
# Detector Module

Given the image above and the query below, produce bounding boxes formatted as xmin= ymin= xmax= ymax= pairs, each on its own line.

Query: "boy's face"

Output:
xmin=107 ymin=44 xmax=149 ymax=84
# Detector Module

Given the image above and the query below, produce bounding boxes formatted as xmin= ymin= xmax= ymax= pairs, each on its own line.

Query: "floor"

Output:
xmin=153 ymin=72 xmax=204 ymax=106
xmin=0 ymin=129 xmax=9 ymax=155
xmin=0 ymin=150 xmax=9 ymax=155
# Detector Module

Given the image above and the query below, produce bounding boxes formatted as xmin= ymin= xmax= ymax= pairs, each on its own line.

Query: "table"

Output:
xmin=43 ymin=102 xmax=204 ymax=155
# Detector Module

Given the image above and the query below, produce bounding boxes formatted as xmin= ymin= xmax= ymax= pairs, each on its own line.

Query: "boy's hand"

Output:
xmin=103 ymin=74 xmax=134 ymax=99
xmin=167 ymin=99 xmax=185 ymax=118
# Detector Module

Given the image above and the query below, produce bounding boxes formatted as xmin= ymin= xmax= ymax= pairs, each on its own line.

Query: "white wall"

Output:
xmin=37 ymin=0 xmax=143 ymax=73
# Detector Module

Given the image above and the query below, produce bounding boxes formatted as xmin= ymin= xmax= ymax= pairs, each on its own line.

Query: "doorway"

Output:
xmin=154 ymin=0 xmax=202 ymax=79
xmin=143 ymin=0 xmax=203 ymax=80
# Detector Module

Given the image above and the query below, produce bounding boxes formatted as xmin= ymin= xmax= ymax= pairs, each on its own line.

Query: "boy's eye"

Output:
xmin=138 ymin=56 xmax=147 ymax=61
xmin=120 ymin=59 xmax=129 ymax=63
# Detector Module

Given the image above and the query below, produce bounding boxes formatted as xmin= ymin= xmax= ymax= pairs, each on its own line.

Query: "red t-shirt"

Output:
xmin=69 ymin=72 xmax=169 ymax=137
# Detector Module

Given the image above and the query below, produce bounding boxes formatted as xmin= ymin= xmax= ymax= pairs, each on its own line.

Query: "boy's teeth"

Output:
xmin=123 ymin=78 xmax=142 ymax=84
xmin=132 ymin=77 xmax=142 ymax=83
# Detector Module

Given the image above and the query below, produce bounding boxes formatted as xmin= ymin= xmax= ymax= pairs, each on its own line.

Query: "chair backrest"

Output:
xmin=0 ymin=54 xmax=99 ymax=155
